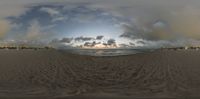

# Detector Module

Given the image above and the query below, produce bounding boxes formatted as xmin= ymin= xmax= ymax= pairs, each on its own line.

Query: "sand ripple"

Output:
xmin=0 ymin=49 xmax=198 ymax=98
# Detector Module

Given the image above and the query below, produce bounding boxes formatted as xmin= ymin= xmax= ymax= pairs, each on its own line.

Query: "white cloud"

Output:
xmin=26 ymin=20 xmax=56 ymax=41
xmin=26 ymin=20 xmax=42 ymax=40
xmin=40 ymin=7 xmax=60 ymax=17
xmin=0 ymin=0 xmax=48 ymax=40
xmin=52 ymin=16 xmax=68 ymax=22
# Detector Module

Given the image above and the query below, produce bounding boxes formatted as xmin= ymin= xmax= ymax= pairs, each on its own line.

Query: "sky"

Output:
xmin=1 ymin=0 xmax=200 ymax=49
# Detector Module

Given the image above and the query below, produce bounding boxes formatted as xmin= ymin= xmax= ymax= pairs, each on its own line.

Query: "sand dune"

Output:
xmin=0 ymin=49 xmax=199 ymax=98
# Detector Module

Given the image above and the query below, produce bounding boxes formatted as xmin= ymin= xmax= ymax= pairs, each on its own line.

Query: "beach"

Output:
xmin=0 ymin=49 xmax=199 ymax=98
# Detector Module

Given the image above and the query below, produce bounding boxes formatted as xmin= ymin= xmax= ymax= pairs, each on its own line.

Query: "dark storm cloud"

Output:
xmin=84 ymin=41 xmax=100 ymax=47
xmin=75 ymin=36 xmax=94 ymax=42
xmin=78 ymin=35 xmax=104 ymax=43
xmin=96 ymin=35 xmax=104 ymax=40
xmin=84 ymin=42 xmax=91 ymax=47
xmin=129 ymin=42 xmax=135 ymax=46
xmin=107 ymin=39 xmax=116 ymax=45
xmin=102 ymin=39 xmax=117 ymax=47
xmin=60 ymin=38 xmax=73 ymax=43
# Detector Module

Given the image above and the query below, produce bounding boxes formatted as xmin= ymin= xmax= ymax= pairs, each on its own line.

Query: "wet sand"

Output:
xmin=0 ymin=49 xmax=199 ymax=98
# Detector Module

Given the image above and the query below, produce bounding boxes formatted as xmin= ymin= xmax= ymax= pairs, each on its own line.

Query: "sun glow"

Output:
xmin=82 ymin=43 xmax=118 ymax=49
xmin=94 ymin=44 xmax=107 ymax=49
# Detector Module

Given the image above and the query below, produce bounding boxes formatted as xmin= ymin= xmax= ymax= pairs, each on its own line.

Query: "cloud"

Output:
xmin=52 ymin=17 xmax=67 ymax=22
xmin=3 ymin=0 xmax=200 ymax=48
xmin=67 ymin=0 xmax=200 ymax=48
xmin=25 ymin=20 xmax=55 ymax=42
xmin=75 ymin=36 xmax=94 ymax=42
xmin=102 ymin=39 xmax=117 ymax=47
xmin=51 ymin=37 xmax=73 ymax=43
xmin=107 ymin=39 xmax=116 ymax=45
xmin=0 ymin=0 xmax=61 ymax=19
xmin=40 ymin=7 xmax=60 ymax=17
xmin=120 ymin=24 xmax=142 ymax=40
xmin=118 ymin=44 xmax=131 ymax=48
xmin=60 ymin=38 xmax=73 ymax=43
xmin=26 ymin=20 xmax=43 ymax=40
xmin=96 ymin=35 xmax=104 ymax=40
xmin=0 ymin=0 xmax=32 ymax=18
xmin=117 ymin=5 xmax=200 ymax=47
xmin=83 ymin=41 xmax=100 ymax=47
xmin=49 ymin=37 xmax=74 ymax=49
xmin=51 ymin=38 xmax=59 ymax=43
xmin=50 ymin=37 xmax=73 ymax=44
xmin=137 ymin=40 xmax=146 ymax=45
xmin=167 ymin=7 xmax=200 ymax=39
xmin=129 ymin=42 xmax=135 ymax=46
xmin=120 ymin=19 xmax=174 ymax=41
xmin=84 ymin=42 xmax=92 ymax=47
xmin=0 ymin=20 xmax=11 ymax=39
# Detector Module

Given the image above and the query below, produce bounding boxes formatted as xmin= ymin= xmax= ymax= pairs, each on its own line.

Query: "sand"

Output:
xmin=0 ymin=49 xmax=199 ymax=98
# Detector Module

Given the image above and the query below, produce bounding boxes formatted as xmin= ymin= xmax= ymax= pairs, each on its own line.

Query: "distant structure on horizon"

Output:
xmin=0 ymin=45 xmax=54 ymax=50
xmin=161 ymin=46 xmax=200 ymax=51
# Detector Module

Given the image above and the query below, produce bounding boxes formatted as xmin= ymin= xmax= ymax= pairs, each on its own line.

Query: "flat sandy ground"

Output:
xmin=0 ymin=49 xmax=199 ymax=99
